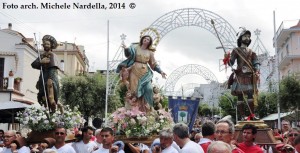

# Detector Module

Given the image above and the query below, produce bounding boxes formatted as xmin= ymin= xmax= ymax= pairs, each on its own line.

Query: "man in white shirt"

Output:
xmin=92 ymin=127 xmax=119 ymax=153
xmin=51 ymin=126 xmax=76 ymax=153
xmin=151 ymin=128 xmax=178 ymax=153
xmin=72 ymin=126 xmax=98 ymax=153
xmin=1 ymin=130 xmax=30 ymax=153
xmin=172 ymin=123 xmax=204 ymax=153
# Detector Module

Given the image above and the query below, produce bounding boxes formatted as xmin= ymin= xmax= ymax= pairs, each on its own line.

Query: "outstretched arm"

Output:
xmin=154 ymin=65 xmax=167 ymax=79
xmin=122 ymin=44 xmax=131 ymax=58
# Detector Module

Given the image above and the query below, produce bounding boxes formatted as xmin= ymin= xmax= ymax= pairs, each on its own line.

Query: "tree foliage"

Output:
xmin=218 ymin=92 xmax=278 ymax=121
xmin=218 ymin=94 xmax=237 ymax=121
xmin=279 ymin=75 xmax=300 ymax=111
xmin=256 ymin=92 xmax=278 ymax=118
xmin=198 ymin=103 xmax=211 ymax=116
xmin=60 ymin=73 xmax=122 ymax=120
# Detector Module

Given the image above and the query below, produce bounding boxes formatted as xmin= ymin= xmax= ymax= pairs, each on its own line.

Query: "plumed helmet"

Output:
xmin=237 ymin=27 xmax=251 ymax=47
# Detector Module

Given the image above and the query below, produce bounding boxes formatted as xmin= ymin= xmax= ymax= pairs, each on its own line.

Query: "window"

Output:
xmin=299 ymin=36 xmax=300 ymax=48
xmin=286 ymin=44 xmax=289 ymax=54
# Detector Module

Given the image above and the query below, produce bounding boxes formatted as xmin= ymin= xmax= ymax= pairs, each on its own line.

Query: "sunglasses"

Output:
xmin=288 ymin=133 xmax=298 ymax=137
xmin=55 ymin=132 xmax=65 ymax=135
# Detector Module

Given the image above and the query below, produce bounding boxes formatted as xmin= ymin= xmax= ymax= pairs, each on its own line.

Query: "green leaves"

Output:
xmin=279 ymin=75 xmax=300 ymax=111
xmin=60 ymin=73 xmax=122 ymax=120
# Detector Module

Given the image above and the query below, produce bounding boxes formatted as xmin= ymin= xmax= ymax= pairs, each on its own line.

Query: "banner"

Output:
xmin=168 ymin=96 xmax=200 ymax=131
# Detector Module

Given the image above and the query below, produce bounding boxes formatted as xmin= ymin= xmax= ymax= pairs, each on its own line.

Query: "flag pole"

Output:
xmin=273 ymin=10 xmax=281 ymax=130
xmin=105 ymin=20 xmax=109 ymax=126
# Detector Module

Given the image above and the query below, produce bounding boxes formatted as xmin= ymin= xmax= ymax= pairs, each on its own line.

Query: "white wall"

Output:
xmin=0 ymin=30 xmax=40 ymax=103
xmin=16 ymin=45 xmax=40 ymax=101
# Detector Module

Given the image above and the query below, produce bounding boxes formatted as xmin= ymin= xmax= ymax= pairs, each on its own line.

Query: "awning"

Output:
xmin=0 ymin=101 xmax=40 ymax=123
xmin=0 ymin=101 xmax=33 ymax=110
xmin=261 ymin=112 xmax=294 ymax=121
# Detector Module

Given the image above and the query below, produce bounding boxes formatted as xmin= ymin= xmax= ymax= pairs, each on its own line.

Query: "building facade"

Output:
xmin=52 ymin=42 xmax=89 ymax=76
xmin=274 ymin=20 xmax=300 ymax=79
xmin=0 ymin=23 xmax=40 ymax=103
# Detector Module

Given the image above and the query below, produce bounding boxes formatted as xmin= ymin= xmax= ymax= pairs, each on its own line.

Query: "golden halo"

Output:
xmin=140 ymin=28 xmax=160 ymax=49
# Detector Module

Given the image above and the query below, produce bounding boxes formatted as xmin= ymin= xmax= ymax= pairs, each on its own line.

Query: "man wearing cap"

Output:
xmin=94 ymin=128 xmax=103 ymax=149
xmin=228 ymin=28 xmax=260 ymax=120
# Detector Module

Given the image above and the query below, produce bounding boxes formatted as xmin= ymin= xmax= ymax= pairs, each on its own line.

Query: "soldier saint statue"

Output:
xmin=228 ymin=28 xmax=260 ymax=120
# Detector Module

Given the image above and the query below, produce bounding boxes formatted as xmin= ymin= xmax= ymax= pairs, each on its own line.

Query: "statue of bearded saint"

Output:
xmin=31 ymin=35 xmax=63 ymax=113
xmin=228 ymin=28 xmax=260 ymax=120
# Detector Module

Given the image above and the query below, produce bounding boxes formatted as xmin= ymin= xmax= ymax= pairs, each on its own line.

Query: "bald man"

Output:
xmin=2 ymin=130 xmax=30 ymax=153
xmin=207 ymin=141 xmax=232 ymax=153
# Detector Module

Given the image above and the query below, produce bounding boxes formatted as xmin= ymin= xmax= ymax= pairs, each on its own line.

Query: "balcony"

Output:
xmin=0 ymin=77 xmax=21 ymax=92
xmin=279 ymin=54 xmax=300 ymax=70
xmin=273 ymin=20 xmax=300 ymax=49
xmin=0 ymin=77 xmax=8 ymax=90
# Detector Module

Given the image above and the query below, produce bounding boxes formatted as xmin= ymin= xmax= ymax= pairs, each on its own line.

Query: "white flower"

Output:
xmin=42 ymin=115 xmax=47 ymax=119
xmin=145 ymin=129 xmax=150 ymax=134
xmin=141 ymin=116 xmax=147 ymax=121
xmin=24 ymin=117 xmax=29 ymax=121
xmin=155 ymin=123 xmax=160 ymax=128
xmin=130 ymin=118 xmax=136 ymax=125
xmin=32 ymin=120 xmax=38 ymax=124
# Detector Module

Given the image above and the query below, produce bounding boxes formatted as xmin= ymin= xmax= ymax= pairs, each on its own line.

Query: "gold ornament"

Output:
xmin=140 ymin=28 xmax=161 ymax=50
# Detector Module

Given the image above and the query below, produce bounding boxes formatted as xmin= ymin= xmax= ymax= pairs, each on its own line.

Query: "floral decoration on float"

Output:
xmin=108 ymin=107 xmax=174 ymax=139
xmin=15 ymin=105 xmax=84 ymax=143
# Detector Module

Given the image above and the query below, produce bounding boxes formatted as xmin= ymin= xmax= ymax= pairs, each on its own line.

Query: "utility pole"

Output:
xmin=273 ymin=10 xmax=281 ymax=129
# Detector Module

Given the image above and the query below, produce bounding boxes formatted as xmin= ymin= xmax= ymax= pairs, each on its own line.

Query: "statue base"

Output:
xmin=115 ymin=135 xmax=158 ymax=146
xmin=27 ymin=130 xmax=55 ymax=144
xmin=27 ymin=130 xmax=76 ymax=144
xmin=234 ymin=120 xmax=277 ymax=145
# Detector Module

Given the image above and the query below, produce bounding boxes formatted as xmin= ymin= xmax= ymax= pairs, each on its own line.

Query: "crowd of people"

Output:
xmin=1 ymin=119 xmax=300 ymax=153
